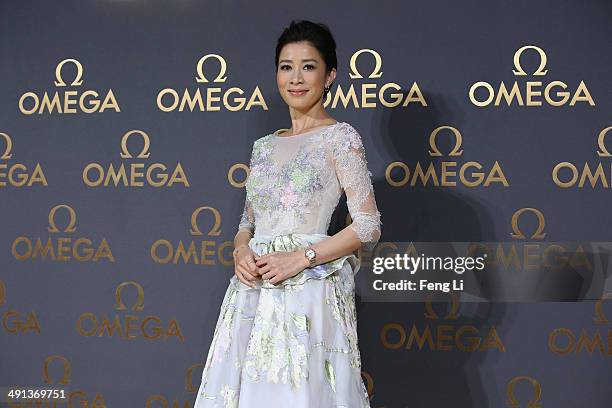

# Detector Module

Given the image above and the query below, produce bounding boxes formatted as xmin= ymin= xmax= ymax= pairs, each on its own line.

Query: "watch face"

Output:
xmin=305 ymin=249 xmax=315 ymax=259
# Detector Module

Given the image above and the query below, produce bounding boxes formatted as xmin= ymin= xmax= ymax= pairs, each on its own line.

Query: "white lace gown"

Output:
xmin=194 ymin=121 xmax=382 ymax=408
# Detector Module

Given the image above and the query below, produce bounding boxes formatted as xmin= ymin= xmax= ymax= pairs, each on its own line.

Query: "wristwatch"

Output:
xmin=304 ymin=246 xmax=317 ymax=267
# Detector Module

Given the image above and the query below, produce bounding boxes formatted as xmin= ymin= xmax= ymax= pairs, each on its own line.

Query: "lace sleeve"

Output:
xmin=332 ymin=123 xmax=382 ymax=251
xmin=237 ymin=141 xmax=256 ymax=236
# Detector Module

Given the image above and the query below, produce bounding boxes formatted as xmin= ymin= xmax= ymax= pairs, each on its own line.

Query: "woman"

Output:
xmin=194 ymin=20 xmax=381 ymax=407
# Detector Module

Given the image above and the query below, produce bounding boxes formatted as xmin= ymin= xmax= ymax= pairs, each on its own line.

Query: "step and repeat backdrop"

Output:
xmin=1 ymin=1 xmax=611 ymax=407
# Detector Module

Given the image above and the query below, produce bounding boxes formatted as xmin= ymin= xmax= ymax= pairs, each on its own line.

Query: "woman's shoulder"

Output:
xmin=329 ymin=121 xmax=365 ymax=151
xmin=251 ymin=132 xmax=275 ymax=146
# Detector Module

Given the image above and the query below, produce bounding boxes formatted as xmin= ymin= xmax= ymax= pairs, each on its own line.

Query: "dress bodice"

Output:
xmin=237 ymin=121 xmax=382 ymax=250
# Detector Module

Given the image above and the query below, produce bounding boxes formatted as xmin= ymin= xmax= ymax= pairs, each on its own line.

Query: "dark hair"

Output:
xmin=275 ymin=20 xmax=338 ymax=100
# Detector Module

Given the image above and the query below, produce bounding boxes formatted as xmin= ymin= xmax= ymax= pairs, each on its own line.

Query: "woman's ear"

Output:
xmin=327 ymin=68 xmax=337 ymax=86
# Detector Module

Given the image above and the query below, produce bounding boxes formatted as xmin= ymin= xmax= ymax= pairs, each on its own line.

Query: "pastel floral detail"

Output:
xmin=330 ymin=123 xmax=382 ymax=250
xmin=280 ymin=185 xmax=299 ymax=209
xmin=211 ymin=322 xmax=231 ymax=364
xmin=243 ymin=133 xmax=330 ymax=233
xmin=202 ymin=290 xmax=238 ymax=384
xmin=238 ymin=122 xmax=381 ymax=250
xmin=290 ymin=312 xmax=310 ymax=334
xmin=203 ymin=122 xmax=381 ymax=407
xmin=195 ymin=231 xmax=373 ymax=407
xmin=243 ymin=290 xmax=309 ymax=391
xmin=219 ymin=384 xmax=238 ymax=408
xmin=324 ymin=359 xmax=336 ymax=392
xmin=326 ymin=274 xmax=362 ymax=369
xmin=346 ymin=128 xmax=364 ymax=150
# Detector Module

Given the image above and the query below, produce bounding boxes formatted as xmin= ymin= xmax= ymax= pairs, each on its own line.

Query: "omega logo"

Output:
xmin=0 ymin=131 xmax=48 ymax=187
xmin=380 ymin=294 xmax=504 ymax=352
xmin=385 ymin=126 xmax=509 ymax=188
xmin=157 ymin=53 xmax=266 ymax=112
xmin=469 ymin=208 xmax=591 ymax=274
xmin=552 ymin=126 xmax=612 ymax=189
xmin=510 ymin=207 xmax=546 ymax=240
xmin=11 ymin=204 xmax=114 ymax=262
xmin=82 ymin=129 xmax=189 ymax=187
xmin=506 ymin=376 xmax=542 ymax=408
xmin=324 ymin=48 xmax=427 ymax=109
xmin=548 ymin=293 xmax=612 ymax=356
xmin=76 ymin=281 xmax=185 ymax=341
xmin=150 ymin=206 xmax=234 ymax=266
xmin=19 ymin=58 xmax=120 ymax=114
xmin=469 ymin=45 xmax=595 ymax=107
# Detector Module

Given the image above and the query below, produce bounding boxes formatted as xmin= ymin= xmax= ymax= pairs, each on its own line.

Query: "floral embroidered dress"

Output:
xmin=194 ymin=121 xmax=382 ymax=408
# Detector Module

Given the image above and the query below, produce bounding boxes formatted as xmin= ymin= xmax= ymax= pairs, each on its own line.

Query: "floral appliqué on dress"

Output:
xmin=194 ymin=122 xmax=380 ymax=408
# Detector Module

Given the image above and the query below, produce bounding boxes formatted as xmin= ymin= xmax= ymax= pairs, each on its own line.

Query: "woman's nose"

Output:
xmin=291 ymin=71 xmax=303 ymax=83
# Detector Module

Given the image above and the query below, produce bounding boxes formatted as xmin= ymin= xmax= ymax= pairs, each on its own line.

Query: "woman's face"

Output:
xmin=276 ymin=41 xmax=335 ymax=110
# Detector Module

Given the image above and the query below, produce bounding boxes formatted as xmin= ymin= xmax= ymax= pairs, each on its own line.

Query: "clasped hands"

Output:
xmin=233 ymin=245 xmax=310 ymax=288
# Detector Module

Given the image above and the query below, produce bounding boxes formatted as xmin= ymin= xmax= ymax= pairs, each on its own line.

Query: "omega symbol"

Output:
xmin=195 ymin=53 xmax=228 ymax=83
xmin=348 ymin=49 xmax=383 ymax=79
xmin=512 ymin=45 xmax=548 ymax=76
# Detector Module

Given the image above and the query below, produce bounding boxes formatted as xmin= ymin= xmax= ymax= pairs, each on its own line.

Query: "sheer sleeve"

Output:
xmin=236 ymin=142 xmax=256 ymax=237
xmin=331 ymin=123 xmax=382 ymax=251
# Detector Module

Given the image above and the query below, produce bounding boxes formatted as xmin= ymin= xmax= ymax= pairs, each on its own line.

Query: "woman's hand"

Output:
xmin=254 ymin=250 xmax=310 ymax=285
xmin=233 ymin=244 xmax=262 ymax=288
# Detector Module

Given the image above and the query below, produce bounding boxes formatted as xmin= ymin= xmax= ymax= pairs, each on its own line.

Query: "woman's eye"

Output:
xmin=280 ymin=65 xmax=291 ymax=70
xmin=303 ymin=64 xmax=314 ymax=70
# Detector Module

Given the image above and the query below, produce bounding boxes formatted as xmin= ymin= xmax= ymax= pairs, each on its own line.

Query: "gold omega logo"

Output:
xmin=114 ymin=281 xmax=145 ymax=311
xmin=47 ymin=204 xmax=77 ymax=233
xmin=190 ymin=206 xmax=222 ymax=237
xmin=512 ymin=45 xmax=548 ymax=76
xmin=510 ymin=208 xmax=546 ymax=240
xmin=428 ymin=126 xmax=464 ymax=157
xmin=348 ymin=49 xmax=383 ymax=79
xmin=54 ymin=58 xmax=85 ymax=86
xmin=120 ymin=130 xmax=152 ymax=159
xmin=195 ymin=53 xmax=228 ymax=83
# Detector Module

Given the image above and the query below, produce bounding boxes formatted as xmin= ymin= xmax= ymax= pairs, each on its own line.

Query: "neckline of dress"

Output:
xmin=272 ymin=121 xmax=342 ymax=138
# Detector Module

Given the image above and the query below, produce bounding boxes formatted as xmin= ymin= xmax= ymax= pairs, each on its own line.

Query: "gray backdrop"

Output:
xmin=1 ymin=0 xmax=611 ymax=407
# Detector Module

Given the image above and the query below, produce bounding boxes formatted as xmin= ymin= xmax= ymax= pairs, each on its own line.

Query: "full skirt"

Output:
xmin=193 ymin=233 xmax=371 ymax=408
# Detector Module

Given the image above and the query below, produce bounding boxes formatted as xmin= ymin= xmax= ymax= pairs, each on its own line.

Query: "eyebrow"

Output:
xmin=278 ymin=59 xmax=319 ymax=64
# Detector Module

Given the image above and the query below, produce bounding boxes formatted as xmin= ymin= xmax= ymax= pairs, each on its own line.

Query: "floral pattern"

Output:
xmin=244 ymin=134 xmax=329 ymax=233
xmin=194 ymin=122 xmax=380 ymax=407
xmin=239 ymin=122 xmax=381 ymax=248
